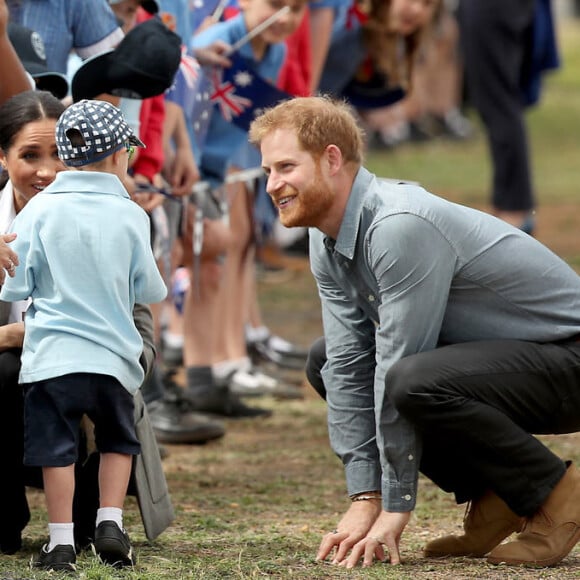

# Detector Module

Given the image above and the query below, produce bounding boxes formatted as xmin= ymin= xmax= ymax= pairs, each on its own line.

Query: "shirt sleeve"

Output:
xmin=368 ymin=213 xmax=458 ymax=511
xmin=310 ymin=234 xmax=383 ymax=499
xmin=71 ymin=0 xmax=123 ymax=54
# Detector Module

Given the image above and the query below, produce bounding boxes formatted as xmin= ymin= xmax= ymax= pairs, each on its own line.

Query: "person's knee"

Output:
xmin=388 ymin=356 xmax=433 ymax=415
xmin=305 ymin=336 xmax=326 ymax=400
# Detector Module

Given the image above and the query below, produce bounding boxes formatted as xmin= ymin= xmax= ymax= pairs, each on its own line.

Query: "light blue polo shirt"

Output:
xmin=0 ymin=171 xmax=167 ymax=394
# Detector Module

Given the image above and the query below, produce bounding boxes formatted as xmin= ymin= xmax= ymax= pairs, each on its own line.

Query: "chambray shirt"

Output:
xmin=7 ymin=0 xmax=122 ymax=74
xmin=0 ymin=172 xmax=167 ymax=394
xmin=310 ymin=167 xmax=580 ymax=512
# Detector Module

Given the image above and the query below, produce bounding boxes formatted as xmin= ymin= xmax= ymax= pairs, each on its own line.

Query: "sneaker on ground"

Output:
xmin=247 ymin=336 xmax=308 ymax=370
xmin=32 ymin=543 xmax=76 ymax=572
xmin=183 ymin=384 xmax=272 ymax=419
xmin=437 ymin=109 xmax=474 ymax=140
xmin=267 ymin=334 xmax=309 ymax=359
xmin=229 ymin=368 xmax=278 ymax=397
xmin=93 ymin=521 xmax=135 ymax=568
xmin=147 ymin=396 xmax=226 ymax=444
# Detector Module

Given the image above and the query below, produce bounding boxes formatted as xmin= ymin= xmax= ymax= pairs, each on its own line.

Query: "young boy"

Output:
xmin=0 ymin=99 xmax=167 ymax=572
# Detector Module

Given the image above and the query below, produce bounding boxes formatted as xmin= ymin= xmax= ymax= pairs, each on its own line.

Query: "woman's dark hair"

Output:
xmin=0 ymin=90 xmax=65 ymax=188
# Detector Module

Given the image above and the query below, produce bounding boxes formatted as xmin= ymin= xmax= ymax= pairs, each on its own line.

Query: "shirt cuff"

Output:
xmin=382 ymin=478 xmax=417 ymax=512
xmin=344 ymin=461 xmax=382 ymax=497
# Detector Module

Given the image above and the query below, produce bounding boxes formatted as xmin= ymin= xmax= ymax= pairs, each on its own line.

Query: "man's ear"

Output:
xmin=324 ymin=144 xmax=343 ymax=176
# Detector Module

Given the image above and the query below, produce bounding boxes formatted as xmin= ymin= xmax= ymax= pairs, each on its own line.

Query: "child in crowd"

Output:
xmin=0 ymin=100 xmax=167 ymax=572
xmin=161 ymin=0 xmax=308 ymax=411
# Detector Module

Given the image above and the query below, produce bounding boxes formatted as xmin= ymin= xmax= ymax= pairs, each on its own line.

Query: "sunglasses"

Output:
xmin=125 ymin=142 xmax=135 ymax=161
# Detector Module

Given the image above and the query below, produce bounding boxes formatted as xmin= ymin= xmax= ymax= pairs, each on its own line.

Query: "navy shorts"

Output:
xmin=23 ymin=373 xmax=140 ymax=467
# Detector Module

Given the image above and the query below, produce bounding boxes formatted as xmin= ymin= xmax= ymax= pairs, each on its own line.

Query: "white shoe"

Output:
xmin=229 ymin=369 xmax=278 ymax=396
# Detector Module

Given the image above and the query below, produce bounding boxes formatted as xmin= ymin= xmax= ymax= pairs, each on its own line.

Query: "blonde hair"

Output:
xmin=249 ymin=96 xmax=365 ymax=166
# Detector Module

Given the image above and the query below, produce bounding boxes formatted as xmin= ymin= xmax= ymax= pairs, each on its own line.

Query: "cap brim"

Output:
xmin=128 ymin=134 xmax=146 ymax=148
xmin=71 ymin=50 xmax=117 ymax=102
xmin=32 ymin=72 xmax=69 ymax=100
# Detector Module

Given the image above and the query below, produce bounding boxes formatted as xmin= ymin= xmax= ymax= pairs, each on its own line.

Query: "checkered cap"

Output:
xmin=56 ymin=99 xmax=145 ymax=167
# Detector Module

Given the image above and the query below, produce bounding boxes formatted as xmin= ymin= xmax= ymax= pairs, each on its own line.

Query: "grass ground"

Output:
xmin=2 ymin=17 xmax=580 ymax=580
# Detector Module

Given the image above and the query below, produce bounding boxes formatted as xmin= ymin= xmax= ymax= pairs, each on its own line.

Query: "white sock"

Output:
xmin=212 ymin=357 xmax=251 ymax=380
xmin=48 ymin=522 xmax=75 ymax=551
xmin=96 ymin=507 xmax=123 ymax=530
xmin=162 ymin=331 xmax=184 ymax=349
xmin=245 ymin=325 xmax=270 ymax=343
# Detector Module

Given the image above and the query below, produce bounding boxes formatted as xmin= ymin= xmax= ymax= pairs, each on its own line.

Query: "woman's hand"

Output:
xmin=0 ymin=232 xmax=19 ymax=285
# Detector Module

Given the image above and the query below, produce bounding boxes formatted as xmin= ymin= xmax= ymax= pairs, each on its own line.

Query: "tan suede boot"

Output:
xmin=423 ymin=490 xmax=525 ymax=558
xmin=487 ymin=464 xmax=580 ymax=567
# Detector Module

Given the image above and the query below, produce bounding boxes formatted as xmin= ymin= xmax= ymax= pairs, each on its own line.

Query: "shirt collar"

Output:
xmin=333 ymin=166 xmax=374 ymax=260
xmin=44 ymin=171 xmax=131 ymax=199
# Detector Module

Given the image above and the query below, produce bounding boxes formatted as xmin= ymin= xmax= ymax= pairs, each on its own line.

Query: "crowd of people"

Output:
xmin=0 ymin=0 xmax=576 ymax=573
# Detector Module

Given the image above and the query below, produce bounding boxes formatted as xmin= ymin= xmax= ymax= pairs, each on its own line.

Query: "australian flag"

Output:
xmin=165 ymin=49 xmax=214 ymax=150
xmin=209 ymin=52 xmax=292 ymax=132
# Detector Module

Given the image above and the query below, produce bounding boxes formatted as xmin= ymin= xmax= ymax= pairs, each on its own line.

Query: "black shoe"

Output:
xmin=184 ymin=385 xmax=272 ymax=419
xmin=161 ymin=341 xmax=183 ymax=368
xmin=32 ymin=543 xmax=76 ymax=572
xmin=148 ymin=396 xmax=226 ymax=444
xmin=93 ymin=521 xmax=135 ymax=568
xmin=0 ymin=532 xmax=22 ymax=555
xmin=248 ymin=334 xmax=308 ymax=370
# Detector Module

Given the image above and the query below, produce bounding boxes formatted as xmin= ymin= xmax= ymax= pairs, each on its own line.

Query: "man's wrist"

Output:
xmin=350 ymin=491 xmax=382 ymax=502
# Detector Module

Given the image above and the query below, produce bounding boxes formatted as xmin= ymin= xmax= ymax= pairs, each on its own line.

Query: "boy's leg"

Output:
xmin=98 ymin=452 xmax=132 ymax=511
xmin=33 ymin=465 xmax=77 ymax=571
xmin=43 ymin=465 xmax=75 ymax=525
xmin=93 ymin=452 xmax=136 ymax=567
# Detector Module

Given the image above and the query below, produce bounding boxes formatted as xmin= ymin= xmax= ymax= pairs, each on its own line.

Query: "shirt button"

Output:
xmin=368 ymin=294 xmax=375 ymax=302
xmin=403 ymin=494 xmax=412 ymax=501
xmin=408 ymin=454 xmax=414 ymax=461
